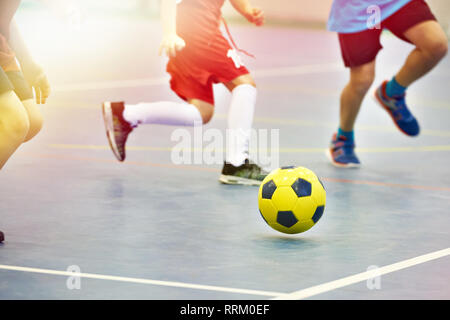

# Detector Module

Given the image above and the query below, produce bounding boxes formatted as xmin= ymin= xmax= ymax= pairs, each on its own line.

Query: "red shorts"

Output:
xmin=166 ymin=32 xmax=249 ymax=105
xmin=338 ymin=0 xmax=437 ymax=68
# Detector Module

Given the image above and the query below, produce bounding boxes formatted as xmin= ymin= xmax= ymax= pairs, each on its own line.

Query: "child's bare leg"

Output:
xmin=187 ymin=99 xmax=214 ymax=124
xmin=21 ymin=99 xmax=43 ymax=142
xmin=340 ymin=60 xmax=376 ymax=132
xmin=0 ymin=91 xmax=30 ymax=170
xmin=395 ymin=20 xmax=448 ymax=88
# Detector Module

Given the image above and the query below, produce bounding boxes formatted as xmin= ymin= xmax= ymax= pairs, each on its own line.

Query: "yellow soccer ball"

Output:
xmin=258 ymin=166 xmax=326 ymax=234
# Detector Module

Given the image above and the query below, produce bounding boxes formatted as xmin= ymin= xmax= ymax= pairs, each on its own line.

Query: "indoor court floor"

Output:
xmin=0 ymin=13 xmax=449 ymax=299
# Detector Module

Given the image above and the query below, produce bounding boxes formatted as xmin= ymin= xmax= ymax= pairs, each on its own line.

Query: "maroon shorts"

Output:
xmin=338 ymin=0 xmax=437 ymax=68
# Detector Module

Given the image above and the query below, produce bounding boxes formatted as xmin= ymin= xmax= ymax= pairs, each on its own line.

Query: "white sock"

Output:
xmin=226 ymin=84 xmax=257 ymax=167
xmin=123 ymin=101 xmax=203 ymax=127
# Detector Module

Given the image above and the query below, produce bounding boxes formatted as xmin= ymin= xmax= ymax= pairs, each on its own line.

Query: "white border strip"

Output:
xmin=0 ymin=264 xmax=283 ymax=297
xmin=273 ymin=248 xmax=450 ymax=300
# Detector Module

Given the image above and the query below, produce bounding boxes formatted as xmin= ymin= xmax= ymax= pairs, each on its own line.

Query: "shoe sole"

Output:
xmin=219 ymin=174 xmax=263 ymax=186
xmin=102 ymin=102 xmax=124 ymax=162
xmin=373 ymin=89 xmax=418 ymax=137
xmin=326 ymin=149 xmax=360 ymax=169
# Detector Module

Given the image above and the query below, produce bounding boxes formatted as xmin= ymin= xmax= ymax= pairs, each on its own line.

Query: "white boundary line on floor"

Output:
xmin=52 ymin=63 xmax=343 ymax=92
xmin=0 ymin=264 xmax=283 ymax=297
xmin=0 ymin=247 xmax=449 ymax=299
xmin=272 ymin=247 xmax=450 ymax=300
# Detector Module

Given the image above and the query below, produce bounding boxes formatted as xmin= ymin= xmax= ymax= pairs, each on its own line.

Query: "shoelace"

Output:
xmin=241 ymin=160 xmax=265 ymax=178
xmin=333 ymin=136 xmax=355 ymax=154
xmin=390 ymin=96 xmax=414 ymax=121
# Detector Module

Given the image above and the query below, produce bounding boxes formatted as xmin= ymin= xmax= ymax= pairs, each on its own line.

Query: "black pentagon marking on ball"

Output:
xmin=277 ymin=211 xmax=298 ymax=228
xmin=281 ymin=166 xmax=296 ymax=170
xmin=312 ymin=206 xmax=325 ymax=224
xmin=291 ymin=178 xmax=312 ymax=197
xmin=261 ymin=180 xmax=277 ymax=199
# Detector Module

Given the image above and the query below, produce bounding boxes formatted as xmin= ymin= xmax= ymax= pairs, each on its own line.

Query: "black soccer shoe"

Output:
xmin=0 ymin=231 xmax=4 ymax=243
xmin=102 ymin=101 xmax=134 ymax=162
xmin=219 ymin=159 xmax=269 ymax=186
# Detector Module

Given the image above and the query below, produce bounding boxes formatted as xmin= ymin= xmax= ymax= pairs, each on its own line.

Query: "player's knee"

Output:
xmin=20 ymin=100 xmax=44 ymax=142
xmin=16 ymin=99 xmax=44 ymax=142
xmin=189 ymin=99 xmax=215 ymax=124
xmin=200 ymin=108 xmax=214 ymax=124
xmin=23 ymin=111 xmax=44 ymax=142
xmin=12 ymin=117 xmax=30 ymax=142
xmin=351 ymin=69 xmax=375 ymax=94
xmin=227 ymin=75 xmax=256 ymax=91
xmin=423 ymin=39 xmax=448 ymax=62
xmin=0 ymin=107 xmax=30 ymax=142
xmin=241 ymin=78 xmax=256 ymax=88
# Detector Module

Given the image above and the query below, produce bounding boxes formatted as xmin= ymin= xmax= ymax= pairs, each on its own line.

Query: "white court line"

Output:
xmin=52 ymin=77 xmax=169 ymax=92
xmin=0 ymin=264 xmax=283 ymax=297
xmin=273 ymin=248 xmax=450 ymax=300
xmin=254 ymin=63 xmax=343 ymax=77
xmin=52 ymin=63 xmax=343 ymax=92
xmin=1 ymin=247 xmax=449 ymax=299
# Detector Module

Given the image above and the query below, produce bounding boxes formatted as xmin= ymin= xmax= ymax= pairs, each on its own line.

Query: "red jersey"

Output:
xmin=167 ymin=0 xmax=250 ymax=104
xmin=176 ymin=0 xmax=225 ymax=44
